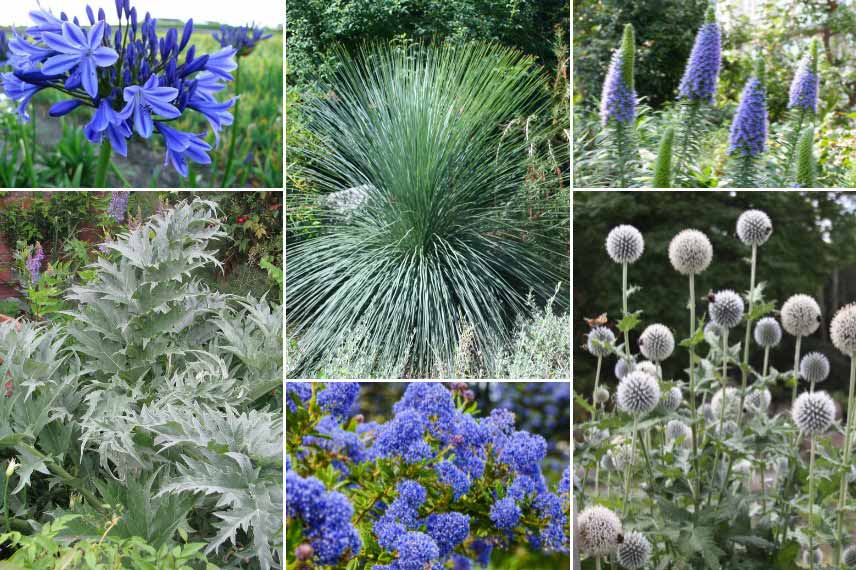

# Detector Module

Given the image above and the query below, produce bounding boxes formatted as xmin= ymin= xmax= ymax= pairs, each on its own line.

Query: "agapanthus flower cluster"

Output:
xmin=213 ymin=24 xmax=271 ymax=57
xmin=677 ymin=15 xmax=721 ymax=103
xmin=286 ymin=382 xmax=570 ymax=568
xmin=1 ymin=2 xmax=238 ymax=176
xmin=728 ymin=76 xmax=768 ymax=157
xmin=26 ymin=242 xmax=45 ymax=283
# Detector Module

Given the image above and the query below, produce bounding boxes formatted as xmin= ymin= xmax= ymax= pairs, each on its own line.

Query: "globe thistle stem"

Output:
xmin=835 ymin=355 xmax=856 ymax=565
xmin=623 ymin=262 xmax=631 ymax=364
xmin=791 ymin=336 xmax=803 ymax=407
xmin=593 ymin=355 xmax=603 ymax=418
xmin=622 ymin=414 xmax=640 ymax=518
xmin=737 ymin=244 xmax=758 ymax=425
xmin=688 ymin=273 xmax=702 ymax=506
xmin=763 ymin=346 xmax=770 ymax=377
xmin=711 ymin=328 xmax=730 ymax=498
xmin=809 ymin=434 xmax=817 ymax=570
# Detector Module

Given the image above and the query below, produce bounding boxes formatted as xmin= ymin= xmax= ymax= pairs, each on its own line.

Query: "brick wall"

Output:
xmin=0 ymin=232 xmax=18 ymax=299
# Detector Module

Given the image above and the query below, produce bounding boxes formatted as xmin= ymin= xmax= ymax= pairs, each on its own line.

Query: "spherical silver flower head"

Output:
xmin=615 ymin=358 xmax=634 ymax=380
xmin=831 ymin=304 xmax=856 ymax=356
xmin=711 ymin=387 xmax=740 ymax=421
xmin=709 ymin=290 xmax=744 ymax=329
xmin=843 ymin=544 xmax=856 ymax=567
xmin=588 ymin=428 xmax=610 ymax=446
xmin=792 ymin=390 xmax=836 ymax=434
xmin=754 ymin=317 xmax=782 ymax=348
xmin=665 ymin=420 xmax=692 ymax=447
xmin=578 ymin=505 xmax=623 ymax=557
xmin=704 ymin=322 xmax=723 ymax=346
xmin=609 ymin=443 xmax=635 ymax=471
xmin=636 ymin=361 xmax=658 ymax=378
xmin=744 ymin=388 xmax=772 ymax=415
xmin=661 ymin=387 xmax=683 ymax=411
xmin=701 ymin=403 xmax=715 ymax=424
xmin=587 ymin=326 xmax=616 ymax=357
xmin=800 ymin=352 xmax=830 ymax=384
xmin=606 ymin=225 xmax=644 ymax=265
xmin=781 ymin=294 xmax=822 ymax=338
xmin=617 ymin=531 xmax=652 ymax=570
xmin=736 ymin=209 xmax=772 ymax=247
xmin=639 ymin=324 xmax=675 ymax=362
xmin=599 ymin=453 xmax=615 ymax=471
xmin=594 ymin=386 xmax=610 ymax=404
xmin=617 ymin=371 xmax=661 ymax=415
xmin=668 ymin=229 xmax=713 ymax=275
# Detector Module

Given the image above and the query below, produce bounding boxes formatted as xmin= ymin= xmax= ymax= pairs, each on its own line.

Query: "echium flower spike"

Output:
xmin=788 ymin=39 xmax=819 ymax=113
xmin=677 ymin=5 xmax=721 ymax=103
xmin=600 ymin=24 xmax=636 ymax=125
xmin=795 ymin=127 xmax=817 ymax=188
xmin=728 ymin=59 xmax=768 ymax=157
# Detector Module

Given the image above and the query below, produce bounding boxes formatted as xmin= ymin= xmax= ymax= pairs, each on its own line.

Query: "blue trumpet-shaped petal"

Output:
xmin=122 ymin=74 xmax=180 ymax=138
xmin=42 ymin=21 xmax=118 ymax=98
xmin=155 ymin=122 xmax=212 ymax=177
xmin=204 ymin=47 xmax=237 ymax=81
xmin=1 ymin=71 xmax=44 ymax=120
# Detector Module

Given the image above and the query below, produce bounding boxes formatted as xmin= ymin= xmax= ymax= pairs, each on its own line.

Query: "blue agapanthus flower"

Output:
xmin=728 ymin=77 xmax=768 ymax=157
xmin=0 ymin=2 xmax=238 ymax=176
xmin=213 ymin=24 xmax=271 ymax=57
xmin=788 ymin=52 xmax=819 ymax=113
xmin=600 ymin=51 xmax=636 ymax=125
xmin=678 ymin=21 xmax=721 ymax=103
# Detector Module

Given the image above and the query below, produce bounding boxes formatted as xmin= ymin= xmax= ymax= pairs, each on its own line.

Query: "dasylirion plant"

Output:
xmin=582 ymin=6 xmax=827 ymax=188
xmin=0 ymin=200 xmax=283 ymax=568
xmin=0 ymin=1 xmax=239 ymax=184
xmin=286 ymin=382 xmax=571 ymax=569
xmin=576 ymin=207 xmax=856 ymax=568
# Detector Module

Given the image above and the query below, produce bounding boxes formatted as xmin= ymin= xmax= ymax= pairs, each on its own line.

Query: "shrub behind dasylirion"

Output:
xmin=286 ymin=42 xmax=561 ymax=377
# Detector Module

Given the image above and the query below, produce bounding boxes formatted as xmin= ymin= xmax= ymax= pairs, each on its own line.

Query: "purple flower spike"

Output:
xmin=41 ymin=21 xmax=118 ymax=98
xmin=122 ymin=75 xmax=180 ymax=138
xmin=108 ymin=192 xmax=130 ymax=222
xmin=788 ymin=52 xmax=819 ymax=113
xmin=728 ymin=76 xmax=767 ymax=157
xmin=600 ymin=52 xmax=636 ymax=125
xmin=678 ymin=21 xmax=721 ymax=103
xmin=26 ymin=243 xmax=45 ymax=284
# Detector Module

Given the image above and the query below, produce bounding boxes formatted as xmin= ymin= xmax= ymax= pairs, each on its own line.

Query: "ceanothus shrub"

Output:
xmin=285 ymin=382 xmax=570 ymax=568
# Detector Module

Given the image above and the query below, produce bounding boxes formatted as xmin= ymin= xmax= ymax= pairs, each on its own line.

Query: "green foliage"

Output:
xmin=795 ymin=127 xmax=817 ymax=188
xmin=0 ymin=201 xmax=283 ymax=569
xmin=0 ymin=193 xmax=103 ymax=247
xmin=652 ymin=126 xmax=675 ymax=187
xmin=287 ymin=42 xmax=564 ymax=378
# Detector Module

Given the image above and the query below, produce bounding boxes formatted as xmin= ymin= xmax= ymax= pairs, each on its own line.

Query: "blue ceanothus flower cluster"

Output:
xmin=728 ymin=72 xmax=768 ymax=157
xmin=677 ymin=16 xmax=721 ymax=103
xmin=286 ymin=382 xmax=570 ymax=569
xmin=0 ymin=1 xmax=238 ymax=176
xmin=213 ymin=24 xmax=271 ymax=57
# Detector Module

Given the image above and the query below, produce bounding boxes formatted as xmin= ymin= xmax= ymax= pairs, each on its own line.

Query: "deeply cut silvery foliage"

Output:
xmin=286 ymin=382 xmax=571 ymax=568
xmin=287 ymin=42 xmax=563 ymax=378
xmin=0 ymin=3 xmax=238 ymax=176
xmin=0 ymin=200 xmax=283 ymax=569
xmin=575 ymin=207 xmax=856 ymax=568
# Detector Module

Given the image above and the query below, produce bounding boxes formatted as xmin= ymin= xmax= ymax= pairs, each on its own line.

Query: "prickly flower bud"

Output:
xmin=639 ymin=324 xmax=674 ymax=362
xmin=668 ymin=229 xmax=713 ymax=275
xmin=606 ymin=225 xmax=644 ymax=264
xmin=781 ymin=294 xmax=821 ymax=337
xmin=617 ymin=371 xmax=661 ymax=415
xmin=792 ymin=390 xmax=835 ymax=434
xmin=832 ymin=304 xmax=856 ymax=356
xmin=617 ymin=531 xmax=652 ymax=569
xmin=578 ymin=505 xmax=623 ymax=557
xmin=588 ymin=326 xmax=616 ymax=357
xmin=754 ymin=317 xmax=782 ymax=348
xmin=5 ymin=458 xmax=18 ymax=478
xmin=709 ymin=290 xmax=744 ymax=329
xmin=736 ymin=209 xmax=773 ymax=246
xmin=799 ymin=352 xmax=830 ymax=384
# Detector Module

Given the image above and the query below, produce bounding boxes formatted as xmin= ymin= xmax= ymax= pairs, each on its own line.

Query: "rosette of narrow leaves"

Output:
xmin=287 ymin=42 xmax=561 ymax=377
xmin=728 ymin=60 xmax=768 ymax=187
xmin=599 ymin=24 xmax=638 ymax=187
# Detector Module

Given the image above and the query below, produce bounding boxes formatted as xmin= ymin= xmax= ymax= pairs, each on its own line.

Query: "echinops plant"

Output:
xmin=576 ymin=207 xmax=856 ymax=569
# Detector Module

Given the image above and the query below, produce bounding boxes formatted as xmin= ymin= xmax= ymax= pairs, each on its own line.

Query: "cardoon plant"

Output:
xmin=0 ymin=2 xmax=238 ymax=185
xmin=728 ymin=60 xmax=768 ymax=187
xmin=674 ymin=6 xmax=720 ymax=181
xmin=212 ymin=23 xmax=271 ymax=186
xmin=600 ymin=24 xmax=637 ymax=187
xmin=287 ymin=42 xmax=562 ymax=377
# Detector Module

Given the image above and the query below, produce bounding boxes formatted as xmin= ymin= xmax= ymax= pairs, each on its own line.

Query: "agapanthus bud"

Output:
xmin=600 ymin=25 xmax=636 ymax=126
xmin=831 ymin=304 xmax=856 ymax=356
xmin=668 ymin=229 xmax=713 ymax=275
xmin=636 ymin=361 xmax=658 ymax=378
xmin=606 ymin=225 xmax=644 ymax=264
xmin=754 ymin=317 xmax=782 ymax=348
xmin=639 ymin=324 xmax=674 ymax=362
xmin=665 ymin=420 xmax=692 ymax=447
xmin=594 ymin=387 xmax=610 ymax=404
xmin=709 ymin=290 xmax=744 ymax=329
xmin=588 ymin=326 xmax=616 ymax=357
xmin=578 ymin=505 xmax=623 ymax=557
xmin=677 ymin=12 xmax=721 ymax=104
xmin=711 ymin=387 xmax=740 ymax=421
xmin=788 ymin=40 xmax=819 ymax=113
xmin=728 ymin=72 xmax=768 ymax=157
xmin=800 ymin=352 xmax=830 ymax=384
xmin=792 ymin=390 xmax=835 ymax=434
xmin=745 ymin=388 xmax=772 ymax=415
xmin=617 ymin=371 xmax=661 ymax=415
xmin=661 ymin=387 xmax=683 ymax=411
xmin=843 ymin=544 xmax=856 ymax=567
xmin=615 ymin=358 xmax=634 ymax=380
xmin=781 ymin=294 xmax=821 ymax=337
xmin=617 ymin=531 xmax=652 ymax=570
xmin=736 ymin=210 xmax=773 ymax=246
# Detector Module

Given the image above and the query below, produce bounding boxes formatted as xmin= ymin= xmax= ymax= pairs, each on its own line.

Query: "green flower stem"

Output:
xmin=593 ymin=355 xmax=603 ymax=419
xmin=791 ymin=336 xmax=803 ymax=407
xmin=710 ymin=328 xmax=729 ymax=506
xmin=809 ymin=434 xmax=816 ymax=570
xmin=834 ymin=356 xmax=856 ymax=566
xmin=94 ymin=138 xmax=112 ymax=188
xmin=736 ymin=245 xmax=757 ymax=425
xmin=221 ymin=63 xmax=242 ymax=187
xmin=688 ymin=273 xmax=702 ymax=507
xmin=3 ymin=469 xmax=10 ymax=533
xmin=622 ymin=262 xmax=631 ymax=364
xmin=760 ymin=459 xmax=767 ymax=517
xmin=18 ymin=442 xmax=105 ymax=514
xmin=763 ymin=346 xmax=770 ymax=377
xmin=622 ymin=414 xmax=639 ymax=519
